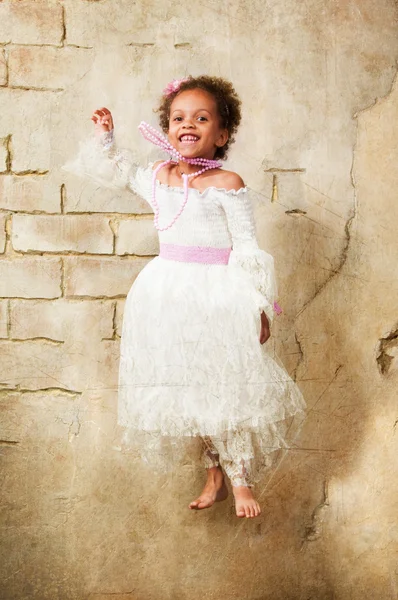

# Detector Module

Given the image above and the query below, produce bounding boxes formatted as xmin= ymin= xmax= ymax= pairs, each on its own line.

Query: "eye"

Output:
xmin=197 ymin=116 xmax=208 ymax=122
xmin=173 ymin=116 xmax=183 ymax=121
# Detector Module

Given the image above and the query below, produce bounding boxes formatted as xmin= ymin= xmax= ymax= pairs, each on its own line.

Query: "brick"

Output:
xmin=0 ymin=257 xmax=61 ymax=298
xmin=10 ymin=299 xmax=114 ymax=342
xmin=0 ymin=392 xmax=83 ymax=445
xmin=116 ymin=218 xmax=158 ymax=256
xmin=0 ymin=0 xmax=63 ymax=45
xmin=0 ymin=338 xmax=118 ymax=392
xmin=64 ymin=256 xmax=150 ymax=297
xmin=63 ymin=0 xmax=154 ymax=47
xmin=0 ymin=214 xmax=6 ymax=253
xmin=0 ymin=340 xmax=74 ymax=390
xmin=0 ymin=89 xmax=54 ymax=173
xmin=8 ymin=46 xmax=95 ymax=90
xmin=0 ymin=300 xmax=8 ymax=337
xmin=12 ymin=214 xmax=113 ymax=254
xmin=64 ymin=175 xmax=153 ymax=215
xmin=0 ymin=48 xmax=7 ymax=86
xmin=0 ymin=174 xmax=60 ymax=212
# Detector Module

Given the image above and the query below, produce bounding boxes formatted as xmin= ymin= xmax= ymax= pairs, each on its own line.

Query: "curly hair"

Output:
xmin=156 ymin=75 xmax=242 ymax=160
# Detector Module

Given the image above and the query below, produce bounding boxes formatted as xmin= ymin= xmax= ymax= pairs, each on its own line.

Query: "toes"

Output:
xmin=236 ymin=506 xmax=245 ymax=518
xmin=190 ymin=496 xmax=214 ymax=510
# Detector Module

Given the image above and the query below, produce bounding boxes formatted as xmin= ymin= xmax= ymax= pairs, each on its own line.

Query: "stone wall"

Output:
xmin=1 ymin=1 xmax=398 ymax=598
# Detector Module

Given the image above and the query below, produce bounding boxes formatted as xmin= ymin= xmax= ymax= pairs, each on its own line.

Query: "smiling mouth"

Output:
xmin=179 ymin=134 xmax=200 ymax=143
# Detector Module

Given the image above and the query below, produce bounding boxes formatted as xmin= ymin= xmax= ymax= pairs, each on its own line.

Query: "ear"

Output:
xmin=215 ymin=128 xmax=229 ymax=148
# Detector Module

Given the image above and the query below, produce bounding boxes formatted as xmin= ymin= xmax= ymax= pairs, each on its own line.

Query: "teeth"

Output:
xmin=180 ymin=135 xmax=199 ymax=141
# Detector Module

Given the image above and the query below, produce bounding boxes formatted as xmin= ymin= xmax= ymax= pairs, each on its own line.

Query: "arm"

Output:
xmin=220 ymin=186 xmax=278 ymax=334
xmin=62 ymin=107 xmax=152 ymax=202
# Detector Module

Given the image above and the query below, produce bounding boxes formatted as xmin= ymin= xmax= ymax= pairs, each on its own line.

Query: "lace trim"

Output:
xmin=145 ymin=162 xmax=248 ymax=198
xmin=229 ymin=250 xmax=277 ymax=321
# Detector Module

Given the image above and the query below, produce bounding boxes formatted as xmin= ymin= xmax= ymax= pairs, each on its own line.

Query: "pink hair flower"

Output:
xmin=162 ymin=77 xmax=189 ymax=97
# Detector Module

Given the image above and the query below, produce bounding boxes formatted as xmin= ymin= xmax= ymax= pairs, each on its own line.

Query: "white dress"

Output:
xmin=64 ymin=133 xmax=307 ymax=476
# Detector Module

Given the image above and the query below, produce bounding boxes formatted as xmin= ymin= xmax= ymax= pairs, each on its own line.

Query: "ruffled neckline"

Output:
xmin=140 ymin=163 xmax=248 ymax=198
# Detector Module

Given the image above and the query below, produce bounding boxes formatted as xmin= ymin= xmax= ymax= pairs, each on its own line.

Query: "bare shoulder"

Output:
xmin=152 ymin=160 xmax=166 ymax=169
xmin=216 ymin=169 xmax=245 ymax=192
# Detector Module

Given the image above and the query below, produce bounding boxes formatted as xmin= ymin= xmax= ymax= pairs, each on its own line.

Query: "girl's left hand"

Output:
xmin=259 ymin=311 xmax=270 ymax=344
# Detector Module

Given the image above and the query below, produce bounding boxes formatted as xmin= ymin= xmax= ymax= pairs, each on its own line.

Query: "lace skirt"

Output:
xmin=117 ymin=256 xmax=306 ymax=474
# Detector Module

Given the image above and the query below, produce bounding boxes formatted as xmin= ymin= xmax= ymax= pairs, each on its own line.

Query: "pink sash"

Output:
xmin=159 ymin=243 xmax=231 ymax=265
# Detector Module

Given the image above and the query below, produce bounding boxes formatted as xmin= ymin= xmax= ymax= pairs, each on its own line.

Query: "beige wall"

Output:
xmin=1 ymin=1 xmax=398 ymax=598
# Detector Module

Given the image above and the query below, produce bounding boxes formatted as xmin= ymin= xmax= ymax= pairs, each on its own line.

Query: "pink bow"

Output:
xmin=162 ymin=78 xmax=189 ymax=97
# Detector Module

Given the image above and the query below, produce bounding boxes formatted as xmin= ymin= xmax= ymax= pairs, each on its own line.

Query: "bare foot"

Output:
xmin=189 ymin=467 xmax=228 ymax=510
xmin=232 ymin=486 xmax=261 ymax=518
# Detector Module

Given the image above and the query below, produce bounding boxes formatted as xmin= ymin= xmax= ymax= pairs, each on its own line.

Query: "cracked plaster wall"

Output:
xmin=1 ymin=0 xmax=398 ymax=598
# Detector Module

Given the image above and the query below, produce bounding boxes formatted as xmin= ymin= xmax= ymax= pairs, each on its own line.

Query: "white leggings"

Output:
xmin=201 ymin=432 xmax=255 ymax=487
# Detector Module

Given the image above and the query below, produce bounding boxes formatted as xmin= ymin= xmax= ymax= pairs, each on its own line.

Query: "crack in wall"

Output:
xmin=264 ymin=167 xmax=306 ymax=173
xmin=13 ymin=169 xmax=49 ymax=176
xmin=127 ymin=42 xmax=155 ymax=47
xmin=4 ymin=213 xmax=12 ymax=253
xmin=63 ymin=294 xmax=128 ymax=301
xmin=377 ymin=324 xmax=398 ymax=375
xmin=5 ymin=134 xmax=11 ymax=172
xmin=88 ymin=591 xmax=136 ymax=597
xmin=67 ymin=407 xmax=81 ymax=441
xmin=7 ymin=336 xmax=63 ymax=343
xmin=64 ymin=210 xmax=154 ymax=216
xmin=0 ymin=41 xmax=93 ymax=50
xmin=60 ymin=183 xmax=66 ymax=214
xmin=2 ymin=45 xmax=9 ymax=87
xmin=108 ymin=217 xmax=117 ymax=254
xmin=302 ymin=480 xmax=330 ymax=544
xmin=11 ymin=249 xmax=156 ymax=258
xmin=60 ymin=4 xmax=66 ymax=47
xmin=271 ymin=173 xmax=277 ymax=202
xmin=292 ymin=66 xmax=398 ymax=403
xmin=1 ymin=208 xmax=67 ymax=215
xmin=111 ymin=300 xmax=119 ymax=340
xmin=1 ymin=213 xmax=7 ymax=253
xmin=296 ymin=67 xmax=398 ymax=321
xmin=285 ymin=208 xmax=307 ymax=216
xmin=9 ymin=85 xmax=64 ymax=93
xmin=0 ymin=386 xmax=82 ymax=395
xmin=6 ymin=299 xmax=10 ymax=337
xmin=292 ymin=331 xmax=304 ymax=382
xmin=295 ymin=179 xmax=357 ymax=320
xmin=60 ymin=257 xmax=65 ymax=297
xmin=67 ymin=44 xmax=94 ymax=50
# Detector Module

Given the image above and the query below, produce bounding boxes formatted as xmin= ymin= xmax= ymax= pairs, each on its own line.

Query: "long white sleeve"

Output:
xmin=62 ymin=129 xmax=152 ymax=202
xmin=220 ymin=189 xmax=278 ymax=324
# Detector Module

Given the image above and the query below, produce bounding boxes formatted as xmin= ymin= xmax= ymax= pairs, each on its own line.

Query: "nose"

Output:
xmin=182 ymin=118 xmax=195 ymax=128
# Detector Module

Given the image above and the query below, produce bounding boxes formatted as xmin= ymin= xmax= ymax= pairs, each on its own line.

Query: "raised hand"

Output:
xmin=91 ymin=107 xmax=114 ymax=134
xmin=259 ymin=311 xmax=270 ymax=344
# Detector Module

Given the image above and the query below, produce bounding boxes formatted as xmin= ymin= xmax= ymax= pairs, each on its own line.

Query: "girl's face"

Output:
xmin=168 ymin=88 xmax=228 ymax=160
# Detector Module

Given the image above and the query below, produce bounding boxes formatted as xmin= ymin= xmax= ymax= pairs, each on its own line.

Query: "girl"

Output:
xmin=64 ymin=75 xmax=306 ymax=519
